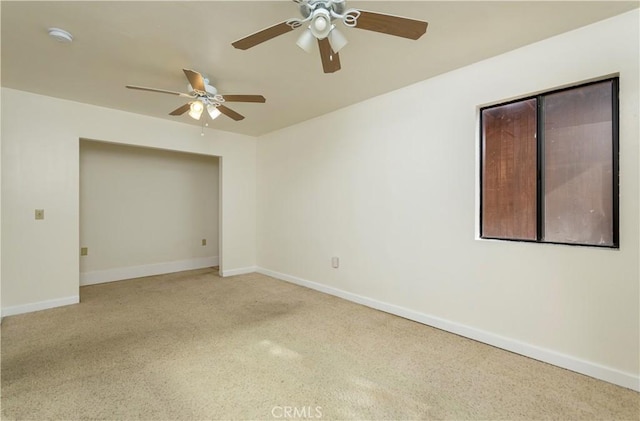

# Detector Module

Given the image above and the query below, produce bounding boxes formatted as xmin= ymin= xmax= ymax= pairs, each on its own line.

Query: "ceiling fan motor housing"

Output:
xmin=187 ymin=81 xmax=218 ymax=96
xmin=299 ymin=0 xmax=350 ymax=40
xmin=299 ymin=0 xmax=346 ymax=17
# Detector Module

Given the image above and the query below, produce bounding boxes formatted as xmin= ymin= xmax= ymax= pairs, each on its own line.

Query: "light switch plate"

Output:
xmin=35 ymin=209 xmax=45 ymax=220
xmin=80 ymin=247 xmax=88 ymax=256
xmin=202 ymin=239 xmax=207 ymax=246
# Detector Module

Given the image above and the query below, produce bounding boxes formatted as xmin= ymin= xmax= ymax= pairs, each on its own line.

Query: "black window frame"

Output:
xmin=479 ymin=77 xmax=620 ymax=248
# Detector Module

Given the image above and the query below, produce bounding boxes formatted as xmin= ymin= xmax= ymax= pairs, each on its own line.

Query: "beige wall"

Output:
xmin=256 ymin=11 xmax=639 ymax=388
xmin=1 ymin=89 xmax=256 ymax=313
xmin=80 ymin=141 xmax=219 ymax=278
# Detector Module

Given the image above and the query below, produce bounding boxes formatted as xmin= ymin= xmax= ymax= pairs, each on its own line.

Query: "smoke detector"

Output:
xmin=48 ymin=28 xmax=73 ymax=43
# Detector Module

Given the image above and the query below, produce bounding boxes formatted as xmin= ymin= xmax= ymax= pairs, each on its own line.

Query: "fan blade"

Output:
xmin=222 ymin=95 xmax=266 ymax=103
xmin=353 ymin=10 xmax=428 ymax=40
xmin=169 ymin=103 xmax=191 ymax=116
xmin=232 ymin=21 xmax=295 ymax=50
xmin=217 ymin=105 xmax=245 ymax=121
xmin=318 ymin=38 xmax=341 ymax=74
xmin=183 ymin=69 xmax=205 ymax=92
xmin=126 ymin=85 xmax=194 ymax=98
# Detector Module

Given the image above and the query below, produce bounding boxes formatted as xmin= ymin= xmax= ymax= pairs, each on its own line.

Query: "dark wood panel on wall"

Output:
xmin=482 ymin=99 xmax=537 ymax=240
xmin=542 ymin=80 xmax=614 ymax=246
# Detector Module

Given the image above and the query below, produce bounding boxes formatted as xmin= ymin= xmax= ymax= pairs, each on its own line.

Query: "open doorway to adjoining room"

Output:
xmin=79 ymin=139 xmax=221 ymax=288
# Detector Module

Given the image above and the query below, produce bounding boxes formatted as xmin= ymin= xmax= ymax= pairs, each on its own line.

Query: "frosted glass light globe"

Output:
xmin=314 ymin=16 xmax=327 ymax=31
xmin=188 ymin=100 xmax=204 ymax=120
xmin=191 ymin=101 xmax=204 ymax=113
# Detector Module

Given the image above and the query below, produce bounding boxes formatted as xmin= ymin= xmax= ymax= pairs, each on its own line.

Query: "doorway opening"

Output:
xmin=79 ymin=139 xmax=221 ymax=286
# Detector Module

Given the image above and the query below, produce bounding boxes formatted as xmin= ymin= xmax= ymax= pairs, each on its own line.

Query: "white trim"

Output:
xmin=256 ymin=267 xmax=640 ymax=392
xmin=80 ymin=256 xmax=219 ymax=286
xmin=2 ymin=295 xmax=80 ymax=317
xmin=220 ymin=266 xmax=257 ymax=277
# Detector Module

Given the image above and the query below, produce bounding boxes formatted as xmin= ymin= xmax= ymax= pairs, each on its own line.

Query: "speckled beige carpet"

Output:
xmin=1 ymin=268 xmax=638 ymax=420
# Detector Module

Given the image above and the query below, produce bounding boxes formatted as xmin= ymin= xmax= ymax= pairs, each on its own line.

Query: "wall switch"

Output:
xmin=202 ymin=239 xmax=207 ymax=246
xmin=331 ymin=257 xmax=340 ymax=268
xmin=35 ymin=209 xmax=45 ymax=220
xmin=80 ymin=247 xmax=88 ymax=256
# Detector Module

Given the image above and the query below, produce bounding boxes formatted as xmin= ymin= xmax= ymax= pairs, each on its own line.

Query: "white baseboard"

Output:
xmin=220 ymin=266 xmax=257 ymax=277
xmin=80 ymin=256 xmax=219 ymax=286
xmin=2 ymin=295 xmax=80 ymax=317
xmin=256 ymin=267 xmax=639 ymax=392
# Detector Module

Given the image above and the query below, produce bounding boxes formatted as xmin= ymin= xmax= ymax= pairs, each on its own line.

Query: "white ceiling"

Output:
xmin=2 ymin=1 xmax=638 ymax=137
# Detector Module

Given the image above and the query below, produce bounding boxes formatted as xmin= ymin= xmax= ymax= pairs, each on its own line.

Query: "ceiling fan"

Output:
xmin=232 ymin=0 xmax=428 ymax=74
xmin=126 ymin=69 xmax=266 ymax=122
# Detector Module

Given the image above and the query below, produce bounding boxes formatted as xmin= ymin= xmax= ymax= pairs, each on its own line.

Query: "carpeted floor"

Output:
xmin=1 ymin=268 xmax=638 ymax=420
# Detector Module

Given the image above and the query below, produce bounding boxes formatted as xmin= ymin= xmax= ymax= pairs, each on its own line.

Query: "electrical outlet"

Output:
xmin=202 ymin=239 xmax=207 ymax=246
xmin=80 ymin=247 xmax=88 ymax=256
xmin=35 ymin=209 xmax=45 ymax=220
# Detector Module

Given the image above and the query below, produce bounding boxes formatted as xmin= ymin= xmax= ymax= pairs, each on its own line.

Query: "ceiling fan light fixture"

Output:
xmin=328 ymin=27 xmax=348 ymax=53
xmin=207 ymin=105 xmax=221 ymax=120
xmin=189 ymin=100 xmax=204 ymax=120
xmin=296 ymin=28 xmax=315 ymax=53
xmin=310 ymin=9 xmax=332 ymax=39
xmin=232 ymin=1 xmax=429 ymax=73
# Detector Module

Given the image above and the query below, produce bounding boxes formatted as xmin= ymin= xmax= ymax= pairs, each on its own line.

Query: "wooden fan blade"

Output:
xmin=217 ymin=105 xmax=245 ymax=121
xmin=354 ymin=10 xmax=428 ymax=40
xmin=126 ymin=85 xmax=193 ymax=98
xmin=222 ymin=95 xmax=266 ymax=103
xmin=183 ymin=69 xmax=205 ymax=92
xmin=169 ymin=103 xmax=191 ymax=116
xmin=318 ymin=38 xmax=341 ymax=74
xmin=232 ymin=21 xmax=295 ymax=50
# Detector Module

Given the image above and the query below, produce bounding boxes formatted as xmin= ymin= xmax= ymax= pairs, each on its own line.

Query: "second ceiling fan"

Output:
xmin=232 ymin=0 xmax=428 ymax=73
xmin=126 ymin=69 xmax=265 ymax=122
